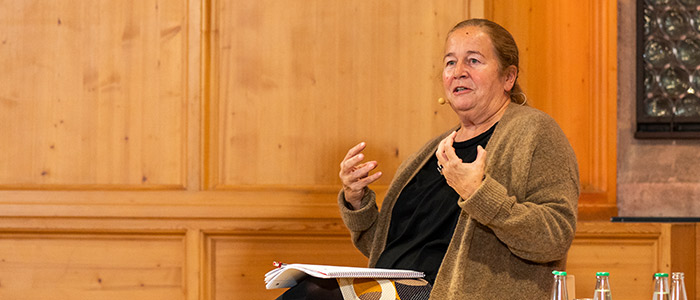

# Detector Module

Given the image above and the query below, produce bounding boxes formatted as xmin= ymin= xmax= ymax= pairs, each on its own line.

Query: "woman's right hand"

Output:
xmin=339 ymin=142 xmax=383 ymax=210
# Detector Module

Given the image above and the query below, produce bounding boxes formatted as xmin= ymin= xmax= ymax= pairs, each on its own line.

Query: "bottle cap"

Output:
xmin=654 ymin=273 xmax=669 ymax=277
xmin=596 ymin=272 xmax=610 ymax=276
xmin=671 ymin=272 xmax=685 ymax=278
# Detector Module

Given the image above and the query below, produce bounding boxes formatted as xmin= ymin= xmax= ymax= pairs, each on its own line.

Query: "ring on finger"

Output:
xmin=437 ymin=164 xmax=444 ymax=175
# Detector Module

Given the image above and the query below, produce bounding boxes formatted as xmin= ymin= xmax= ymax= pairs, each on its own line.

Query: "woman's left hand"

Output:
xmin=436 ymin=131 xmax=488 ymax=200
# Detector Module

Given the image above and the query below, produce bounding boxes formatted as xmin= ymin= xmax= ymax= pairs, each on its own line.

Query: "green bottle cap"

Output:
xmin=654 ymin=273 xmax=669 ymax=277
xmin=551 ymin=270 xmax=568 ymax=276
xmin=596 ymin=272 xmax=610 ymax=276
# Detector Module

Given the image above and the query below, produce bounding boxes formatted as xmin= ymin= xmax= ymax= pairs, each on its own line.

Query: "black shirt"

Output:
xmin=374 ymin=124 xmax=496 ymax=285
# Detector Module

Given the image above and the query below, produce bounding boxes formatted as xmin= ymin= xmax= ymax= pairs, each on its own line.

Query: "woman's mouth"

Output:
xmin=453 ymin=86 xmax=470 ymax=94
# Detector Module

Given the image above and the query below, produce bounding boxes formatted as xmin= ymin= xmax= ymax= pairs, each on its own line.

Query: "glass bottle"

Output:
xmin=670 ymin=272 xmax=688 ymax=300
xmin=551 ymin=270 xmax=569 ymax=300
xmin=653 ymin=273 xmax=670 ymax=300
xmin=594 ymin=272 xmax=612 ymax=300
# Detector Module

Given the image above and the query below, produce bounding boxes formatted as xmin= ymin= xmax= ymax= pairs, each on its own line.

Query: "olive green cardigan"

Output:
xmin=338 ymin=102 xmax=579 ymax=299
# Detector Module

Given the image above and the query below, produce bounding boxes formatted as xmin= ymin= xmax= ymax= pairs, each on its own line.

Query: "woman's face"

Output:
xmin=442 ymin=26 xmax=514 ymax=120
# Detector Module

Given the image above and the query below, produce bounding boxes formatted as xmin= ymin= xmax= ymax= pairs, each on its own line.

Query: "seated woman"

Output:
xmin=277 ymin=18 xmax=579 ymax=300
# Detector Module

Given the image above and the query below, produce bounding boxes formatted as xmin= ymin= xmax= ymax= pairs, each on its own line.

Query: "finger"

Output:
xmin=352 ymin=161 xmax=378 ymax=177
xmin=436 ymin=139 xmax=445 ymax=164
xmin=340 ymin=149 xmax=365 ymax=175
xmin=355 ymin=170 xmax=383 ymax=187
xmin=347 ymin=168 xmax=383 ymax=190
xmin=341 ymin=160 xmax=377 ymax=185
xmin=474 ymin=145 xmax=488 ymax=168
xmin=342 ymin=142 xmax=366 ymax=162
xmin=449 ymin=130 xmax=457 ymax=140
xmin=443 ymin=132 xmax=459 ymax=162
xmin=440 ymin=131 xmax=459 ymax=164
xmin=341 ymin=152 xmax=365 ymax=172
xmin=436 ymin=132 xmax=455 ymax=163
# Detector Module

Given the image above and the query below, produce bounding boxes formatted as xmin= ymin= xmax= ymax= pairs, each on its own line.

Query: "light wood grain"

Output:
xmin=0 ymin=220 xmax=693 ymax=299
xmin=207 ymin=234 xmax=367 ymax=300
xmin=568 ymin=222 xmax=696 ymax=300
xmin=207 ymin=0 xmax=470 ymax=188
xmin=487 ymin=0 xmax=618 ymax=218
xmin=0 ymin=0 xmax=187 ymax=188
xmin=0 ymin=0 xmax=644 ymax=299
xmin=0 ymin=233 xmax=185 ymax=300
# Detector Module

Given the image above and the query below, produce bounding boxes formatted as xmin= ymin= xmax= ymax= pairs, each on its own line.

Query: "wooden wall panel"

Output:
xmin=672 ymin=224 xmax=697 ymax=299
xmin=207 ymin=0 xmax=475 ymax=189
xmin=568 ymin=230 xmax=661 ymax=299
xmin=0 ymin=0 xmax=634 ymax=299
xmin=487 ymin=0 xmax=618 ymax=219
xmin=567 ymin=223 xmax=696 ymax=299
xmin=0 ymin=0 xmax=188 ymax=188
xmin=0 ymin=233 xmax=185 ymax=299
xmin=206 ymin=234 xmax=366 ymax=300
xmin=0 ymin=217 xmax=363 ymax=300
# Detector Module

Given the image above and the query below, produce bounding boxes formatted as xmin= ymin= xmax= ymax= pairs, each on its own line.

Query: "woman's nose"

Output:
xmin=453 ymin=62 xmax=468 ymax=78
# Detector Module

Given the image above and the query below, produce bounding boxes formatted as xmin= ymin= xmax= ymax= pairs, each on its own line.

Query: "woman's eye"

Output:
xmin=445 ymin=61 xmax=456 ymax=66
xmin=468 ymin=58 xmax=480 ymax=64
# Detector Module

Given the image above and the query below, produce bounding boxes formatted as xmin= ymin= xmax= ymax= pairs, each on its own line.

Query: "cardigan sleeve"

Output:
xmin=457 ymin=116 xmax=579 ymax=263
xmin=337 ymin=188 xmax=379 ymax=257
xmin=336 ymin=141 xmax=434 ymax=260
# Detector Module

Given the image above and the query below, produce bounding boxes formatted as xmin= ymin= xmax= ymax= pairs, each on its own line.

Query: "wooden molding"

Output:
xmin=485 ymin=0 xmax=618 ymax=218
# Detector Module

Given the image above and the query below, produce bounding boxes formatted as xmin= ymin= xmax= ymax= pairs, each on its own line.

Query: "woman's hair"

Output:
xmin=448 ymin=19 xmax=526 ymax=105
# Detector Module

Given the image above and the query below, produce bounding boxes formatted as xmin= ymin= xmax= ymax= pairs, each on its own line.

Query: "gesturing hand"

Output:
xmin=339 ymin=142 xmax=383 ymax=210
xmin=435 ymin=131 xmax=487 ymax=200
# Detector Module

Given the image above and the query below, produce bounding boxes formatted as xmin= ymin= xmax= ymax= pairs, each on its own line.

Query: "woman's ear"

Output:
xmin=503 ymin=65 xmax=517 ymax=91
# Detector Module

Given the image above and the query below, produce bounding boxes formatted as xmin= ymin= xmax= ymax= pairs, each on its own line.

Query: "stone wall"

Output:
xmin=618 ymin=0 xmax=700 ymax=216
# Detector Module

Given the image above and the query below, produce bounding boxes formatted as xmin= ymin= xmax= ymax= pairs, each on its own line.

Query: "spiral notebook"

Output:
xmin=264 ymin=262 xmax=425 ymax=289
